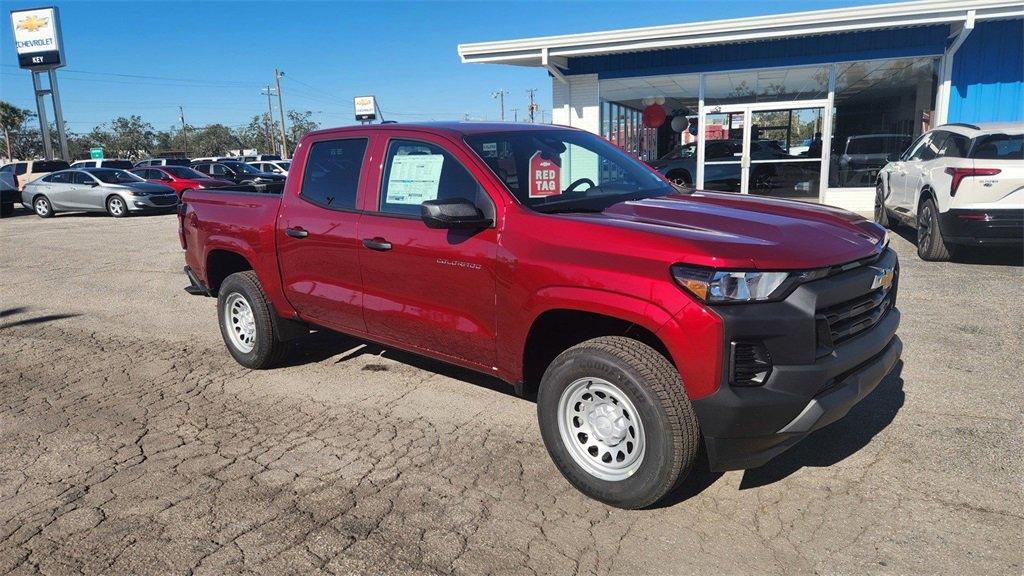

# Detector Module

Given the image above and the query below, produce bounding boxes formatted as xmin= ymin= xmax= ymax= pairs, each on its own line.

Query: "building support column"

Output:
xmin=551 ymin=73 xmax=599 ymax=133
xmin=935 ymin=10 xmax=976 ymax=125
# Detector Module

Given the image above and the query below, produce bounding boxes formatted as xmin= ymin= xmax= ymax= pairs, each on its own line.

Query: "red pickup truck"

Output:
xmin=179 ymin=122 xmax=901 ymax=509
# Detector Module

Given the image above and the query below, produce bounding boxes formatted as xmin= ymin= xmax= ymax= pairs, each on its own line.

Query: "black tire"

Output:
xmin=33 ymin=195 xmax=54 ymax=218
xmin=537 ymin=336 xmax=700 ymax=509
xmin=0 ymin=202 xmax=12 ymax=217
xmin=217 ymin=271 xmax=288 ymax=369
xmin=917 ymin=197 xmax=952 ymax=261
xmin=106 ymin=195 xmax=128 ymax=218
xmin=874 ymin=182 xmax=891 ymax=228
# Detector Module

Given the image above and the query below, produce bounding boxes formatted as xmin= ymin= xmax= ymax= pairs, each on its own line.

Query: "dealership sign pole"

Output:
xmin=9 ymin=7 xmax=69 ymax=161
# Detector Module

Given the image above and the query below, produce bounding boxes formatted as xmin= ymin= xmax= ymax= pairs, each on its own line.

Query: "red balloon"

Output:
xmin=642 ymin=104 xmax=666 ymax=128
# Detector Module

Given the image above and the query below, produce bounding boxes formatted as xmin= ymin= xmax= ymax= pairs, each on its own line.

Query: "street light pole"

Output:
xmin=275 ymin=69 xmax=288 ymax=158
xmin=179 ymin=106 xmax=189 ymax=156
xmin=261 ymin=86 xmax=277 ymax=155
xmin=490 ymin=89 xmax=508 ymax=121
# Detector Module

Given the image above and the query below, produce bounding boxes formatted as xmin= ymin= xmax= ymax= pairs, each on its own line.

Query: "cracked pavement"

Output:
xmin=1 ymin=208 xmax=1021 ymax=575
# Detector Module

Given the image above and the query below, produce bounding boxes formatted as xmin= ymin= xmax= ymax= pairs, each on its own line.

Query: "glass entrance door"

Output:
xmin=701 ymin=112 xmax=745 ymax=193
xmin=748 ymin=107 xmax=824 ymax=199
xmin=701 ymin=103 xmax=826 ymax=200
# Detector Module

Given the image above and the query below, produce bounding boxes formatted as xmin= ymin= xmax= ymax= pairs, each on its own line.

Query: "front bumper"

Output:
xmin=127 ymin=194 xmax=180 ymax=212
xmin=692 ymin=247 xmax=902 ymax=471
xmin=939 ymin=208 xmax=1023 ymax=246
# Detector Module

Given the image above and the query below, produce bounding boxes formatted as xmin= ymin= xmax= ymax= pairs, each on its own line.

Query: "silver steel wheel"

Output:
xmin=558 ymin=377 xmax=645 ymax=481
xmin=34 ymin=197 xmax=49 ymax=216
xmin=108 ymin=196 xmax=125 ymax=216
xmin=224 ymin=293 xmax=256 ymax=354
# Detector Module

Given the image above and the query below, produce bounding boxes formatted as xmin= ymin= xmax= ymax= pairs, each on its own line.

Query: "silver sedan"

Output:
xmin=21 ymin=168 xmax=179 ymax=218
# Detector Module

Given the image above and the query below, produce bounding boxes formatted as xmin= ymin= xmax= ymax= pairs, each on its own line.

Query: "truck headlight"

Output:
xmin=671 ymin=265 xmax=817 ymax=303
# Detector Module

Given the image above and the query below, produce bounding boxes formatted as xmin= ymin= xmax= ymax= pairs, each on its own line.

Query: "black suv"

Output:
xmin=190 ymin=160 xmax=286 ymax=185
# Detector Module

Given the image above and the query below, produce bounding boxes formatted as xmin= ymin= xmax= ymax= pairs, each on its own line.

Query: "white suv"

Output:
xmin=876 ymin=123 xmax=1023 ymax=261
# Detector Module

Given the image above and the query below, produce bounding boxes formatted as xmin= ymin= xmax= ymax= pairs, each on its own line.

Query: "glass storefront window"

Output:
xmin=599 ymin=74 xmax=700 ymax=163
xmin=704 ymin=65 xmax=829 ymax=106
xmin=831 ymin=57 xmax=938 ymax=187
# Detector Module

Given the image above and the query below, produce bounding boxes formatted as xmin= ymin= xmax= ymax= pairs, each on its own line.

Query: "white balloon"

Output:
xmin=671 ymin=116 xmax=687 ymax=132
xmin=654 ymin=96 xmax=666 ymax=105
xmin=641 ymin=97 xmax=654 ymax=106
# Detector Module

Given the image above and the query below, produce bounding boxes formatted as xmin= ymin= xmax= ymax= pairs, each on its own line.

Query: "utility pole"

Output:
xmin=179 ymin=106 xmax=189 ymax=156
xmin=490 ymin=89 xmax=508 ymax=121
xmin=261 ymin=86 xmax=277 ymax=154
xmin=527 ymin=88 xmax=538 ymax=123
xmin=274 ymin=68 xmax=289 ymax=158
xmin=510 ymin=108 xmax=519 ymax=122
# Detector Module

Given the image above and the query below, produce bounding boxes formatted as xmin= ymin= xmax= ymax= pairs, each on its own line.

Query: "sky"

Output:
xmin=1 ymin=0 xmax=904 ymax=134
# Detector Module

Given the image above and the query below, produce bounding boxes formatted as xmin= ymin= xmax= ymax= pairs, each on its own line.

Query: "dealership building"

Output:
xmin=459 ymin=0 xmax=1023 ymax=211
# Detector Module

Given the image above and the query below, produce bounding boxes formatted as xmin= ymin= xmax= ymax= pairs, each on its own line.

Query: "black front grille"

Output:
xmin=150 ymin=195 xmax=178 ymax=206
xmin=819 ymin=284 xmax=894 ymax=347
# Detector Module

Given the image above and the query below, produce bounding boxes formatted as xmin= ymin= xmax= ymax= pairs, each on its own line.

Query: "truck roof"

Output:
xmin=304 ymin=121 xmax=573 ymax=139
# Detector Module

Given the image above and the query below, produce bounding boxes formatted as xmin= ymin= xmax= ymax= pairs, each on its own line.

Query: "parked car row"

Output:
xmin=1 ymin=154 xmax=291 ymax=217
xmin=22 ymin=167 xmax=179 ymax=218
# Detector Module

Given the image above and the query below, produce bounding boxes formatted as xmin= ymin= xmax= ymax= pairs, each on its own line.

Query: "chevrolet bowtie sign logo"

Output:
xmin=870 ymin=266 xmax=896 ymax=290
xmin=10 ymin=7 xmax=65 ymax=70
xmin=16 ymin=15 xmax=48 ymax=32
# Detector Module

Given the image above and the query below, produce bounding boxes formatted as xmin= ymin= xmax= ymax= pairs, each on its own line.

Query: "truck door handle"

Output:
xmin=362 ymin=238 xmax=392 ymax=251
xmin=285 ymin=227 xmax=309 ymax=239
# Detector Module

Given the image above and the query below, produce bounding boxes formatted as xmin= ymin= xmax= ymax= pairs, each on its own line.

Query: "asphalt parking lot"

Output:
xmin=1 ymin=206 xmax=1021 ymax=576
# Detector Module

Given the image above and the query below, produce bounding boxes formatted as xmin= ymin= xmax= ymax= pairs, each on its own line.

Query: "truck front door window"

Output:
xmin=379 ymin=139 xmax=489 ymax=217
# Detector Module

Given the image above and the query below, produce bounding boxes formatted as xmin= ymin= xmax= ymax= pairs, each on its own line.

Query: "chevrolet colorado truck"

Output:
xmin=179 ymin=122 xmax=901 ymax=509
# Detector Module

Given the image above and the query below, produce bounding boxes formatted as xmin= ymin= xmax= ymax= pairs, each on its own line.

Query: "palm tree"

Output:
xmin=0 ymin=101 xmax=32 ymax=160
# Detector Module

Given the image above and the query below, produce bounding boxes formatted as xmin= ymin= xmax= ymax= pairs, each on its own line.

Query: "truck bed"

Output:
xmin=180 ymin=187 xmax=284 ymax=302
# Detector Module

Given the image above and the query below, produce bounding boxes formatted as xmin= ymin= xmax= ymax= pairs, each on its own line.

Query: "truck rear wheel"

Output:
xmin=217 ymin=271 xmax=288 ymax=369
xmin=537 ymin=336 xmax=700 ymax=509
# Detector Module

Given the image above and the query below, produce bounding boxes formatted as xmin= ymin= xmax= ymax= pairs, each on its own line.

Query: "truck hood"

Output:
xmin=572 ymin=191 xmax=886 ymax=270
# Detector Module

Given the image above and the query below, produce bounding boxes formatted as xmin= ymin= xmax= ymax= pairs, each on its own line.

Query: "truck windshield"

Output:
xmin=464 ymin=129 xmax=675 ymax=213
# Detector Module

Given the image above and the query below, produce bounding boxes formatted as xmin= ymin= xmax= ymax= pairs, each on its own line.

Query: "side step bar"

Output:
xmin=183 ymin=266 xmax=211 ymax=296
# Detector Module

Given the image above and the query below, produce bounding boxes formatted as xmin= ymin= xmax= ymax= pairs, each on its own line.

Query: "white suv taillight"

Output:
xmin=944 ymin=167 xmax=1001 ymax=196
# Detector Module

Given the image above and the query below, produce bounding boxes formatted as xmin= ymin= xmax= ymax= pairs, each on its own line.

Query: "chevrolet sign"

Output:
xmin=9 ymin=7 xmax=65 ymax=69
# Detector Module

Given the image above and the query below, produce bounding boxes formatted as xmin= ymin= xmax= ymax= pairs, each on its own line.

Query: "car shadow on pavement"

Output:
xmin=281 ymin=329 xmax=520 ymax=398
xmin=891 ymin=225 xmax=1023 ymax=267
xmin=738 ymin=361 xmax=905 ymax=489
xmin=0 ymin=307 xmax=81 ymax=329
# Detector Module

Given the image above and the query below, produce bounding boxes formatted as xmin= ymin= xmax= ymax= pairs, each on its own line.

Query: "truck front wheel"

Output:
xmin=217 ymin=271 xmax=288 ymax=369
xmin=537 ymin=336 xmax=700 ymax=509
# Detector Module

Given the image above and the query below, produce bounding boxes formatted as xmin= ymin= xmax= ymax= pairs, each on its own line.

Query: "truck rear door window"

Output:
xmin=299 ymin=138 xmax=368 ymax=210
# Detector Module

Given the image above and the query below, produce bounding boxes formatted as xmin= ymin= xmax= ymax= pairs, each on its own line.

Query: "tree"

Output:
xmin=0 ymin=101 xmax=34 ymax=160
xmin=190 ymin=124 xmax=239 ymax=157
xmin=286 ymin=110 xmax=319 ymax=153
xmin=107 ymin=115 xmax=155 ymax=159
xmin=237 ymin=113 xmax=276 ymax=155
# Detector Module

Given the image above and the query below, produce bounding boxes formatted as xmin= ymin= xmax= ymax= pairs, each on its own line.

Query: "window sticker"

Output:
xmin=386 ymin=154 xmax=444 ymax=205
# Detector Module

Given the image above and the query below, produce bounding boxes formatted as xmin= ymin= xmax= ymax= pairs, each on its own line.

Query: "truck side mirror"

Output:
xmin=421 ymin=198 xmax=493 ymax=230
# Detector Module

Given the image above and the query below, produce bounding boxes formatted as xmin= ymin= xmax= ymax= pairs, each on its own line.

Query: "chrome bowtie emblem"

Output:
xmin=870 ymin=266 xmax=895 ymax=290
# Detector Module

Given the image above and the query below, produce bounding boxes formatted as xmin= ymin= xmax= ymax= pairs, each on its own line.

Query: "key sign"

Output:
xmin=529 ymin=152 xmax=560 ymax=198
